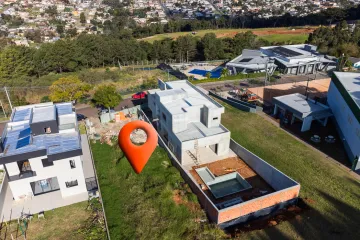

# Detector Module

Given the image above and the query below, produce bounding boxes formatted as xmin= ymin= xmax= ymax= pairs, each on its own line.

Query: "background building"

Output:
xmin=260 ymin=44 xmax=336 ymax=75
xmin=327 ymin=72 xmax=360 ymax=171
xmin=225 ymin=49 xmax=277 ymax=74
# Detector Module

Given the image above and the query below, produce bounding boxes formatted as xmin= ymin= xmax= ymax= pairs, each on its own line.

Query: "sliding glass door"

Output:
xmin=30 ymin=177 xmax=60 ymax=196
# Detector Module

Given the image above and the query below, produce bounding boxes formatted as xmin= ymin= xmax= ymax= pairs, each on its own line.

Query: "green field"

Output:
xmin=259 ymin=34 xmax=309 ymax=44
xmin=219 ymin=101 xmax=360 ymax=239
xmin=140 ymin=27 xmax=313 ymax=43
xmin=91 ymin=143 xmax=225 ymax=239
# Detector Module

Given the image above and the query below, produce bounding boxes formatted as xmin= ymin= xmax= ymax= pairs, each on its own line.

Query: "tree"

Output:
xmin=92 ymin=84 xmax=122 ymax=110
xmin=80 ymin=12 xmax=86 ymax=24
xmin=0 ymin=46 xmax=35 ymax=83
xmin=221 ymin=68 xmax=229 ymax=78
xmin=49 ymin=76 xmax=91 ymax=102
xmin=56 ymin=24 xmax=64 ymax=34
xmin=205 ymin=72 xmax=211 ymax=79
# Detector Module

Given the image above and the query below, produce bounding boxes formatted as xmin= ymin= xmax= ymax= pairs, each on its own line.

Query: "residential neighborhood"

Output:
xmin=0 ymin=1 xmax=359 ymax=239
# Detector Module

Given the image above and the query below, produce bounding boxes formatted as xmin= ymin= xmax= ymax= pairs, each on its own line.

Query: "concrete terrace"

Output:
xmin=189 ymin=156 xmax=275 ymax=208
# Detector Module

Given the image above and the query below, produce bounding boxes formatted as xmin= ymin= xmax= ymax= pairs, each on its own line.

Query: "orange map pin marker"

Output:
xmin=118 ymin=120 xmax=158 ymax=174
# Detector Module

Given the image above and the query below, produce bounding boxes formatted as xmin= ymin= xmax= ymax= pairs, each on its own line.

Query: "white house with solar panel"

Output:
xmin=0 ymin=102 xmax=87 ymax=202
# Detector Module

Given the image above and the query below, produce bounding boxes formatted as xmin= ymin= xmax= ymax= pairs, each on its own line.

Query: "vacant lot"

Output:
xmin=91 ymin=142 xmax=225 ymax=240
xmin=219 ymin=100 xmax=360 ymax=239
xmin=140 ymin=27 xmax=315 ymax=43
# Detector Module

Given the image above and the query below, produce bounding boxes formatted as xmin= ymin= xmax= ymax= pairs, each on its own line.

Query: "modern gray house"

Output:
xmin=260 ymin=44 xmax=336 ymax=75
xmin=225 ymin=49 xmax=277 ymax=74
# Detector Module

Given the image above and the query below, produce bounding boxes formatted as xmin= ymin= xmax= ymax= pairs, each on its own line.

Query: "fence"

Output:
xmin=209 ymin=91 xmax=257 ymax=113
xmin=84 ymin=128 xmax=111 ymax=240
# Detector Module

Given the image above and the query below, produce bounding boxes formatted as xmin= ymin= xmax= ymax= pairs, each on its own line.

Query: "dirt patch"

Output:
xmin=216 ymin=28 xmax=314 ymax=39
xmin=303 ymin=197 xmax=316 ymax=205
xmin=225 ymin=199 xmax=310 ymax=237
xmin=172 ymin=190 xmax=201 ymax=213
xmin=173 ymin=190 xmax=183 ymax=205
xmin=248 ymin=78 xmax=331 ymax=103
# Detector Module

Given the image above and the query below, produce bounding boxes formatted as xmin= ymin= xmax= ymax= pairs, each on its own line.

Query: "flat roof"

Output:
xmin=273 ymin=93 xmax=331 ymax=118
xmin=56 ymin=103 xmax=73 ymax=115
xmin=176 ymin=122 xmax=227 ymax=142
xmin=333 ymin=72 xmax=360 ymax=107
xmin=32 ymin=105 xmax=56 ymax=123
xmin=160 ymin=80 xmax=221 ymax=112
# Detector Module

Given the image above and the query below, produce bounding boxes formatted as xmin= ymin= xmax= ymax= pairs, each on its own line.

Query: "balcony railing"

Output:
xmin=9 ymin=170 xmax=36 ymax=181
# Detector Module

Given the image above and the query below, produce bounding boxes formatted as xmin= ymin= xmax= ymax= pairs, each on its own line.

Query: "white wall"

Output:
xmin=7 ymin=155 xmax=87 ymax=200
xmin=328 ymin=82 xmax=360 ymax=167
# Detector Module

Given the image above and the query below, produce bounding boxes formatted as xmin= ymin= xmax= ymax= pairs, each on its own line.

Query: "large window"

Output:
xmin=69 ymin=160 xmax=76 ymax=169
xmin=42 ymin=158 xmax=54 ymax=168
xmin=65 ymin=180 xmax=78 ymax=188
xmin=18 ymin=160 xmax=31 ymax=172
xmin=44 ymin=127 xmax=52 ymax=134
xmin=30 ymin=177 xmax=60 ymax=196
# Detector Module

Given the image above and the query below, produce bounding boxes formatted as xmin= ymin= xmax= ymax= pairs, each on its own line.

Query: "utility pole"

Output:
xmin=0 ymin=100 xmax=7 ymax=118
xmin=4 ymin=87 xmax=13 ymax=111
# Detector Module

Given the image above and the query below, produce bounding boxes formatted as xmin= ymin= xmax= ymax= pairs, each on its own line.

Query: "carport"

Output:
xmin=273 ymin=93 xmax=332 ymax=132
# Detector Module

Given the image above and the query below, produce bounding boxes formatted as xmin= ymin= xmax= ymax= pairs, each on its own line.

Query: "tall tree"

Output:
xmin=80 ymin=12 xmax=86 ymax=24
xmin=92 ymin=84 xmax=122 ymax=110
xmin=0 ymin=46 xmax=35 ymax=84
xmin=49 ymin=76 xmax=91 ymax=102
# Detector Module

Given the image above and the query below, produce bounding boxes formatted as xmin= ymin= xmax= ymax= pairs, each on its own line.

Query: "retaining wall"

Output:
xmin=209 ymin=92 xmax=256 ymax=113
xmin=230 ymin=140 xmax=299 ymax=191
xmin=227 ymin=97 xmax=263 ymax=112
xmin=0 ymin=172 xmax=9 ymax=219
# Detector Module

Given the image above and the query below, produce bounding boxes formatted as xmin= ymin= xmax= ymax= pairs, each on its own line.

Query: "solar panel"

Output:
xmin=239 ymin=58 xmax=252 ymax=63
xmin=16 ymin=136 xmax=30 ymax=149
xmin=13 ymin=108 xmax=31 ymax=122
xmin=18 ymin=128 xmax=31 ymax=139
xmin=271 ymin=47 xmax=302 ymax=57
xmin=56 ymin=103 xmax=73 ymax=115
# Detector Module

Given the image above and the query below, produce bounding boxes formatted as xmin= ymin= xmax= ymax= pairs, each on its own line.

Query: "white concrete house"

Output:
xmin=327 ymin=72 xmax=360 ymax=171
xmin=0 ymin=102 xmax=87 ymax=201
xmin=148 ymin=80 xmax=231 ymax=166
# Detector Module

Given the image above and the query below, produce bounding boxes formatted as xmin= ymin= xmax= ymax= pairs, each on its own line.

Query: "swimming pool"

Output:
xmin=196 ymin=167 xmax=252 ymax=199
xmin=189 ymin=68 xmax=223 ymax=78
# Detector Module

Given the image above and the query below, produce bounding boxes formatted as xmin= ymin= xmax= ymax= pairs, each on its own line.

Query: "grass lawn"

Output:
xmin=91 ymin=142 xmax=225 ymax=240
xmin=259 ymin=34 xmax=308 ymax=44
xmin=219 ymin=100 xmax=360 ymax=239
xmin=0 ymin=202 xmax=91 ymax=240
xmin=140 ymin=27 xmax=312 ymax=43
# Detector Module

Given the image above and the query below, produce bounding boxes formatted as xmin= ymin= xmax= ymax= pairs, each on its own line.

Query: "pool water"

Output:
xmin=189 ymin=68 xmax=223 ymax=78
xmin=209 ymin=179 xmax=246 ymax=199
